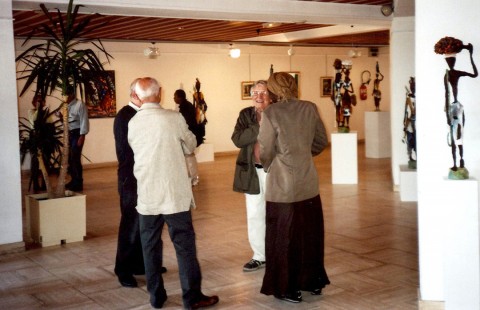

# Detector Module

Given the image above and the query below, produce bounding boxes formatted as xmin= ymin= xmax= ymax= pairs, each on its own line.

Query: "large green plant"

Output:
xmin=19 ymin=106 xmax=63 ymax=192
xmin=16 ymin=0 xmax=113 ymax=198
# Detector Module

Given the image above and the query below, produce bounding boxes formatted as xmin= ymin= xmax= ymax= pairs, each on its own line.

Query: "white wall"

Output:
xmin=0 ymin=0 xmax=23 ymax=245
xmin=390 ymin=16 xmax=415 ymax=187
xmin=16 ymin=41 xmax=390 ymax=167
xmin=417 ymin=0 xmax=480 ymax=302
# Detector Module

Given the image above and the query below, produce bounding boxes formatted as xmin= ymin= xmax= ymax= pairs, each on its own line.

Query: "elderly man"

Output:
xmin=128 ymin=77 xmax=219 ymax=309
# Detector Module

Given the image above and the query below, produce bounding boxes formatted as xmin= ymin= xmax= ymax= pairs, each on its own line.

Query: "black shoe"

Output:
xmin=118 ymin=275 xmax=137 ymax=288
xmin=243 ymin=259 xmax=266 ymax=272
xmin=311 ymin=288 xmax=322 ymax=295
xmin=275 ymin=291 xmax=302 ymax=303
xmin=190 ymin=294 xmax=219 ymax=309
xmin=151 ymin=295 xmax=167 ymax=309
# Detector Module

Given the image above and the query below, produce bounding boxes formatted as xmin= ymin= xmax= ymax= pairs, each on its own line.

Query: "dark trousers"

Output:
xmin=114 ymin=177 xmax=144 ymax=277
xmin=68 ymin=129 xmax=84 ymax=186
xmin=139 ymin=210 xmax=202 ymax=308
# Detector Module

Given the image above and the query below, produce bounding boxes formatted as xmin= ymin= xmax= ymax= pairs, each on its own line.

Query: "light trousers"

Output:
xmin=245 ymin=167 xmax=266 ymax=262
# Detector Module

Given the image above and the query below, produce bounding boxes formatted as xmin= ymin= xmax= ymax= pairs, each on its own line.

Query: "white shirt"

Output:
xmin=128 ymin=103 xmax=197 ymax=215
xmin=68 ymin=98 xmax=89 ymax=135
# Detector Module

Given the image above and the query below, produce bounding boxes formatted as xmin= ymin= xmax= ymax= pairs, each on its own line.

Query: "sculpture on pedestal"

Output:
xmin=434 ymin=36 xmax=478 ymax=179
xmin=331 ymin=59 xmax=355 ymax=133
xmin=403 ymin=77 xmax=416 ymax=169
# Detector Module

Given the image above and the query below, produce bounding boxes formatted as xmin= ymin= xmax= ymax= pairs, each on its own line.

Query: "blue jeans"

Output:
xmin=139 ymin=210 xmax=203 ymax=307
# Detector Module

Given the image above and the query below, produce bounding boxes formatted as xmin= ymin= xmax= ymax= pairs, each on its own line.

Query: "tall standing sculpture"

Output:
xmin=372 ymin=61 xmax=384 ymax=111
xmin=192 ymin=78 xmax=207 ymax=146
xmin=403 ymin=77 xmax=416 ymax=169
xmin=434 ymin=36 xmax=478 ymax=179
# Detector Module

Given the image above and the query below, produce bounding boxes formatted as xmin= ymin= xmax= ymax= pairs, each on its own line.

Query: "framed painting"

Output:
xmin=287 ymin=71 xmax=300 ymax=97
xmin=321 ymin=76 xmax=333 ymax=97
xmin=85 ymin=70 xmax=117 ymax=118
xmin=241 ymin=81 xmax=255 ymax=100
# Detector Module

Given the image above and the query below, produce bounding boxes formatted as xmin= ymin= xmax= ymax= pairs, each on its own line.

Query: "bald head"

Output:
xmin=135 ymin=77 xmax=161 ymax=103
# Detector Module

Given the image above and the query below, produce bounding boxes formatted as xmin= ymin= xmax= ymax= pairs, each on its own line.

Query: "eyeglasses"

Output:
xmin=252 ymin=90 xmax=268 ymax=96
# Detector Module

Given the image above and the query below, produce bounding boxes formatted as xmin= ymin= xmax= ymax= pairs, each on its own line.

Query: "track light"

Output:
xmin=144 ymin=42 xmax=160 ymax=58
xmin=229 ymin=44 xmax=241 ymax=58
xmin=381 ymin=3 xmax=394 ymax=16
xmin=287 ymin=45 xmax=295 ymax=56
xmin=348 ymin=49 xmax=362 ymax=58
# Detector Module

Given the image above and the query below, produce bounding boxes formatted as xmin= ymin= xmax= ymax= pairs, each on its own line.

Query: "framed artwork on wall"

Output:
xmin=85 ymin=70 xmax=117 ymax=118
xmin=287 ymin=71 xmax=300 ymax=97
xmin=321 ymin=76 xmax=333 ymax=97
xmin=241 ymin=81 xmax=255 ymax=100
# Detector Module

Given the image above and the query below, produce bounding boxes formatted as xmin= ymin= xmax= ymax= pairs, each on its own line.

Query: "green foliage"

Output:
xmin=19 ymin=107 xmax=63 ymax=190
xmin=15 ymin=0 xmax=112 ymax=99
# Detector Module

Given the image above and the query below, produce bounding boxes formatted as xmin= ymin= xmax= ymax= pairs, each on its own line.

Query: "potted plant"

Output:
xmin=16 ymin=0 xmax=113 ymax=246
xmin=19 ymin=102 xmax=63 ymax=192
xmin=16 ymin=0 xmax=113 ymax=199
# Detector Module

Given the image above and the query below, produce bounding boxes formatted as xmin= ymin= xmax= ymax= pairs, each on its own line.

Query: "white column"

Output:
xmin=0 ymin=1 xmax=23 ymax=245
xmin=389 ymin=16 xmax=415 ymax=187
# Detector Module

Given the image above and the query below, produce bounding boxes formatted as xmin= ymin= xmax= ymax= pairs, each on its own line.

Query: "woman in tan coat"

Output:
xmin=258 ymin=72 xmax=330 ymax=303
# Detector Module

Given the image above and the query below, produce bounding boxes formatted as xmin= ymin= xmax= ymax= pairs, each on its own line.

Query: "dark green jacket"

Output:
xmin=231 ymin=106 xmax=260 ymax=194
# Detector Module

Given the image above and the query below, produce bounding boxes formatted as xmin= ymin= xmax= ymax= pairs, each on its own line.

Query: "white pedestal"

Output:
xmin=331 ymin=132 xmax=358 ymax=184
xmin=195 ymin=143 xmax=214 ymax=162
xmin=399 ymin=165 xmax=417 ymax=201
xmin=26 ymin=191 xmax=86 ymax=247
xmin=365 ymin=111 xmax=391 ymax=158
xmin=439 ymin=179 xmax=479 ymax=310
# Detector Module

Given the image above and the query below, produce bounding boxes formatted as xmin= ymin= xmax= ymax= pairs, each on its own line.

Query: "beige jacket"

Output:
xmin=128 ymin=103 xmax=197 ymax=215
xmin=258 ymin=99 xmax=328 ymax=203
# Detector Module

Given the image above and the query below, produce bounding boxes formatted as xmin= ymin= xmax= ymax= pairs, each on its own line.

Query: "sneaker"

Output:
xmin=243 ymin=259 xmax=266 ymax=272
xmin=275 ymin=290 xmax=302 ymax=303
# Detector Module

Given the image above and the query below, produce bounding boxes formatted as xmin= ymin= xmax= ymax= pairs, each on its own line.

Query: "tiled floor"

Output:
xmin=1 ymin=143 xmax=419 ymax=309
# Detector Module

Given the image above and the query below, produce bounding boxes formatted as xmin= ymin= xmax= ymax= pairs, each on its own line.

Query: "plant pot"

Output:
xmin=25 ymin=191 xmax=86 ymax=247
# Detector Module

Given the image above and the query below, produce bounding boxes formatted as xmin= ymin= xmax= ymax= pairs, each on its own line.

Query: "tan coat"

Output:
xmin=258 ymin=99 xmax=328 ymax=203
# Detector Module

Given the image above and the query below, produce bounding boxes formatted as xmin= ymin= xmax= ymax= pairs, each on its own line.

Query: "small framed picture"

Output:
xmin=241 ymin=81 xmax=254 ymax=100
xmin=320 ymin=76 xmax=333 ymax=97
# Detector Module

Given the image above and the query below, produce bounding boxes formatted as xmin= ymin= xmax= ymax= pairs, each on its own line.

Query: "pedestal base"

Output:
xmin=331 ymin=132 xmax=358 ymax=184
xmin=440 ymin=178 xmax=479 ymax=309
xmin=400 ymin=165 xmax=417 ymax=201
xmin=195 ymin=143 xmax=214 ymax=162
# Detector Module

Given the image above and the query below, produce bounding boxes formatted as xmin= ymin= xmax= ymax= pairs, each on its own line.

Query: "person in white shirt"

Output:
xmin=66 ymin=87 xmax=89 ymax=191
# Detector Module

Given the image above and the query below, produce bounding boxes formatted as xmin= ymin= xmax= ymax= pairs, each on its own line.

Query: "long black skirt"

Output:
xmin=260 ymin=195 xmax=330 ymax=296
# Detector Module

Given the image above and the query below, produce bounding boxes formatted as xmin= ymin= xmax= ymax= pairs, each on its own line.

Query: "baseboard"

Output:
xmin=0 ymin=241 xmax=26 ymax=255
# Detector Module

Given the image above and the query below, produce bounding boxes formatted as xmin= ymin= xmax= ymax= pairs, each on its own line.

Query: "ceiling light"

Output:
xmin=229 ymin=44 xmax=241 ymax=58
xmin=348 ymin=49 xmax=362 ymax=58
xmin=381 ymin=3 xmax=394 ymax=16
xmin=287 ymin=45 xmax=295 ymax=56
xmin=262 ymin=22 xmax=282 ymax=28
xmin=144 ymin=42 xmax=160 ymax=58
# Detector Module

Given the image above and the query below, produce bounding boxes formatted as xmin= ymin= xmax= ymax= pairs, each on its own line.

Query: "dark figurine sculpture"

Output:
xmin=192 ymin=78 xmax=207 ymax=146
xmin=331 ymin=59 xmax=345 ymax=131
xmin=372 ymin=61 xmax=384 ymax=111
xmin=403 ymin=77 xmax=416 ymax=169
xmin=434 ymin=36 xmax=478 ymax=179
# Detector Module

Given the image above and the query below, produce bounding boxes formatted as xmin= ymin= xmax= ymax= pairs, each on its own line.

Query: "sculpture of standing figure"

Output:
xmin=331 ymin=59 xmax=345 ymax=130
xmin=403 ymin=77 xmax=416 ymax=169
xmin=341 ymin=60 xmax=355 ymax=129
xmin=372 ymin=61 xmax=384 ymax=111
xmin=192 ymin=78 xmax=207 ymax=145
xmin=434 ymin=36 xmax=478 ymax=179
